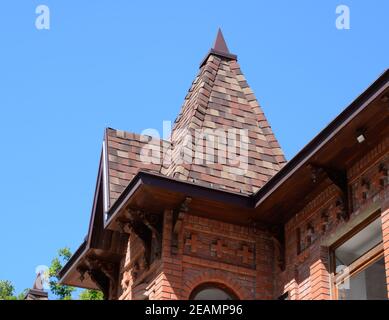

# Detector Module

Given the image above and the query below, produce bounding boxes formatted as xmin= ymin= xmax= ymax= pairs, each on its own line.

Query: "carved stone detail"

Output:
xmin=308 ymin=164 xmax=350 ymax=220
xmin=122 ymin=208 xmax=162 ymax=269
xmin=78 ymin=256 xmax=120 ymax=300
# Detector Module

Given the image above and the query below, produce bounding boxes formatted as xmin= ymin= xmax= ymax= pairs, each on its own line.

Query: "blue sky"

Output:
xmin=0 ymin=1 xmax=387 ymax=297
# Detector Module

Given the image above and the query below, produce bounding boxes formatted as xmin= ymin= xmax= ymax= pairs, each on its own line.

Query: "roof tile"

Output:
xmin=104 ymin=32 xmax=287 ymax=207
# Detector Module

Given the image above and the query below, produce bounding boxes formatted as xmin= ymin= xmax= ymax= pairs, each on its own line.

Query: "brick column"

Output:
xmin=381 ymin=207 xmax=389 ymax=299
xmin=255 ymin=233 xmax=274 ymax=299
xmin=283 ymin=267 xmax=299 ymax=300
xmin=153 ymin=209 xmax=184 ymax=300
xmin=309 ymin=259 xmax=330 ymax=300
xmin=309 ymin=245 xmax=331 ymax=300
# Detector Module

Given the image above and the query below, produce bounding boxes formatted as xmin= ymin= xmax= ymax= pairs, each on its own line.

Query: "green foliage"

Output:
xmin=79 ymin=289 xmax=104 ymax=300
xmin=48 ymin=247 xmax=103 ymax=300
xmin=0 ymin=280 xmax=15 ymax=300
xmin=0 ymin=280 xmax=27 ymax=300
xmin=48 ymin=247 xmax=75 ymax=300
xmin=16 ymin=289 xmax=29 ymax=300
xmin=1 ymin=247 xmax=104 ymax=301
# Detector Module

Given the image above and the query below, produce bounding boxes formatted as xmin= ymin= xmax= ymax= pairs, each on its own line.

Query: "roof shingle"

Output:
xmin=105 ymin=30 xmax=286 ymax=207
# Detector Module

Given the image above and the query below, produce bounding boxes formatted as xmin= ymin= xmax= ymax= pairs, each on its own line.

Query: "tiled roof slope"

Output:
xmin=105 ymin=128 xmax=169 ymax=205
xmin=160 ymin=35 xmax=286 ymax=193
xmin=105 ymin=30 xmax=286 ymax=207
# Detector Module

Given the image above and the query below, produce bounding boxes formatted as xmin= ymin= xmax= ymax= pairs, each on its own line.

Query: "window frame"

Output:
xmin=329 ymin=210 xmax=384 ymax=300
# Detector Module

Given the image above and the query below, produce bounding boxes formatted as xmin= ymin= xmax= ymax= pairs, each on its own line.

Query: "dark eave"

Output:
xmin=58 ymin=240 xmax=88 ymax=284
xmin=253 ymin=69 xmax=389 ymax=209
xmin=105 ymin=170 xmax=253 ymax=231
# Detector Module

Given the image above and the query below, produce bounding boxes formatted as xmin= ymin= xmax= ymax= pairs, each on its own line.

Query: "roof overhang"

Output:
xmin=105 ymin=171 xmax=255 ymax=232
xmin=58 ymin=241 xmax=98 ymax=289
xmin=252 ymin=69 xmax=389 ymax=223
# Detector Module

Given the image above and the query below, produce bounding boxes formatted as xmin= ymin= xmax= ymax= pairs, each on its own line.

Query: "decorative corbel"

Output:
xmin=77 ymin=265 xmax=88 ymax=282
xmin=125 ymin=208 xmax=162 ymax=265
xmin=309 ymin=164 xmax=349 ymax=220
xmin=139 ymin=211 xmax=162 ymax=260
xmin=173 ymin=197 xmax=191 ymax=232
xmin=139 ymin=212 xmax=162 ymax=244
xmin=84 ymin=257 xmax=119 ymax=300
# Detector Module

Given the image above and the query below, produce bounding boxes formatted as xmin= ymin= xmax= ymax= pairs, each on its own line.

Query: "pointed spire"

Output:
xmin=33 ymin=272 xmax=44 ymax=290
xmin=212 ymin=28 xmax=230 ymax=54
xmin=200 ymin=28 xmax=237 ymax=67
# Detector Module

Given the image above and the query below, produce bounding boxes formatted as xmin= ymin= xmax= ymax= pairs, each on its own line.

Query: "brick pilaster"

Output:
xmin=153 ymin=209 xmax=184 ymax=300
xmin=309 ymin=245 xmax=331 ymax=300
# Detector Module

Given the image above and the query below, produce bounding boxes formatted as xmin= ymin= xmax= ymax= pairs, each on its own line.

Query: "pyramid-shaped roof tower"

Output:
xmin=105 ymin=29 xmax=286 ymax=207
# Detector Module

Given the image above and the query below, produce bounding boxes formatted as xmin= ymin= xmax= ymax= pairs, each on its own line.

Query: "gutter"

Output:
xmin=58 ymin=240 xmax=87 ymax=283
xmin=102 ymin=129 xmax=110 ymax=220
xmin=104 ymin=171 xmax=253 ymax=229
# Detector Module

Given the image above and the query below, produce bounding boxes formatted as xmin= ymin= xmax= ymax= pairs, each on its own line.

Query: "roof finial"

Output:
xmin=212 ymin=28 xmax=230 ymax=54
xmin=199 ymin=28 xmax=237 ymax=67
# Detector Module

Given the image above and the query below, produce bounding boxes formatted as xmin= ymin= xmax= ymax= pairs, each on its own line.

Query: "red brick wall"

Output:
xmin=120 ymin=209 xmax=275 ymax=300
xmin=278 ymin=138 xmax=388 ymax=300
xmin=119 ymin=140 xmax=388 ymax=300
xmin=158 ymin=211 xmax=269 ymax=300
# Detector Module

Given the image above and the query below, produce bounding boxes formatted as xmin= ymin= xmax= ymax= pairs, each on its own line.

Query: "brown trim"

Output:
xmin=58 ymin=240 xmax=87 ymax=280
xmin=86 ymin=151 xmax=104 ymax=247
xmin=329 ymin=211 xmax=385 ymax=300
xmin=103 ymin=128 xmax=111 ymax=211
xmin=333 ymin=245 xmax=384 ymax=300
xmin=330 ymin=210 xmax=381 ymax=253
xmin=334 ymin=243 xmax=384 ymax=283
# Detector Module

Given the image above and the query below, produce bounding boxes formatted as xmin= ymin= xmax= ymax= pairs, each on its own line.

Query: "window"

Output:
xmin=190 ymin=283 xmax=238 ymax=300
xmin=331 ymin=214 xmax=387 ymax=300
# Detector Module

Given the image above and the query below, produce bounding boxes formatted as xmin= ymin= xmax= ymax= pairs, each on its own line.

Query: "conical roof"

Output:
xmin=160 ymin=29 xmax=286 ymax=193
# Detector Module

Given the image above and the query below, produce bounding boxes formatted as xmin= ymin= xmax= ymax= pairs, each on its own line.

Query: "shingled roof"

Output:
xmin=105 ymin=128 xmax=170 ymax=206
xmin=104 ymin=29 xmax=286 ymax=208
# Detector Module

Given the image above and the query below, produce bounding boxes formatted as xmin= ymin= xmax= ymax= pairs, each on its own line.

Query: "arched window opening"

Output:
xmin=190 ymin=283 xmax=239 ymax=300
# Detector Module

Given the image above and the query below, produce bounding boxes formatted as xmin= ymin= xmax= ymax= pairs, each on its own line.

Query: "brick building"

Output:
xmin=59 ymin=30 xmax=389 ymax=300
